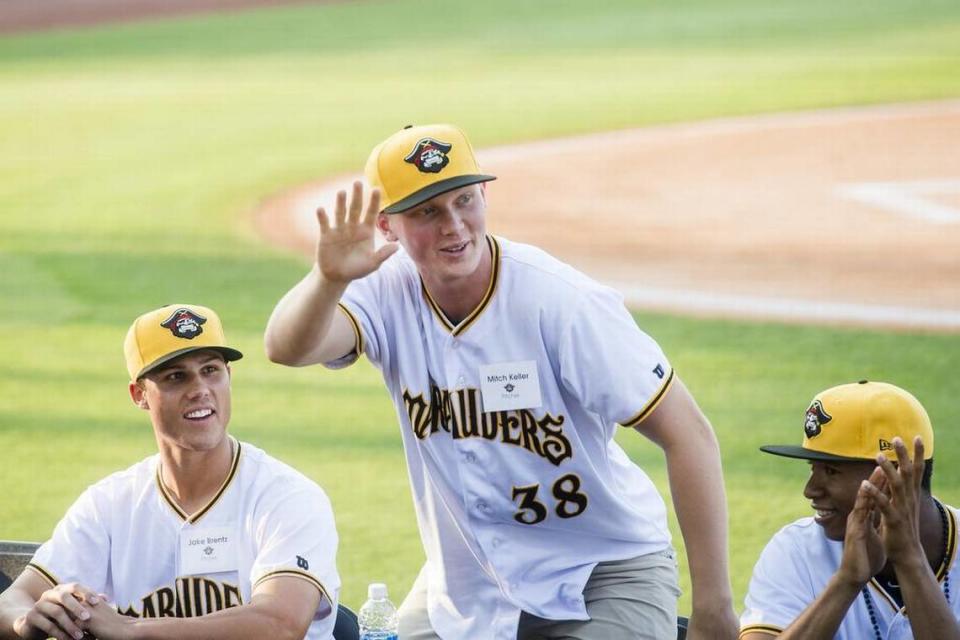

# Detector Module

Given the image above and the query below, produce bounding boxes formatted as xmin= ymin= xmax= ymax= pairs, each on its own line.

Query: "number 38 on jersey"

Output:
xmin=511 ymin=474 xmax=588 ymax=525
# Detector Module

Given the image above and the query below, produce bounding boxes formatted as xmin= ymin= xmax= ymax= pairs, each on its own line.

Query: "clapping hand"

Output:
xmin=839 ymin=466 xmax=888 ymax=587
xmin=861 ymin=437 xmax=927 ymax=564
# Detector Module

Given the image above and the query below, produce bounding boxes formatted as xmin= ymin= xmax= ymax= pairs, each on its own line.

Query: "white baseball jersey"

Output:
xmin=740 ymin=503 xmax=959 ymax=639
xmin=28 ymin=437 xmax=340 ymax=639
xmin=331 ymin=235 xmax=674 ymax=640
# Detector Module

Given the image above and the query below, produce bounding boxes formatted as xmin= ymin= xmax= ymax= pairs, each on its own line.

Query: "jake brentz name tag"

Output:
xmin=179 ymin=526 xmax=238 ymax=576
xmin=479 ymin=360 xmax=542 ymax=412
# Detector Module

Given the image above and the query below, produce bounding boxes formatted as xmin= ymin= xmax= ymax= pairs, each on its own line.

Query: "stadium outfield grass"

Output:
xmin=1 ymin=0 xmax=959 ymax=612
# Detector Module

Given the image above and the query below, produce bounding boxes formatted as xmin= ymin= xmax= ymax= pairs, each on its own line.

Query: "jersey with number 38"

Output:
xmin=333 ymin=236 xmax=674 ymax=640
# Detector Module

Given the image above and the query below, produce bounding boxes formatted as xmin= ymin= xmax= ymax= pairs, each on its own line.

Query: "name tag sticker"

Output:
xmin=179 ymin=526 xmax=238 ymax=576
xmin=479 ymin=360 xmax=542 ymax=412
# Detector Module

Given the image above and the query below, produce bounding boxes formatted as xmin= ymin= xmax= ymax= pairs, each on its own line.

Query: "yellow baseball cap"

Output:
xmin=365 ymin=124 xmax=496 ymax=214
xmin=761 ymin=381 xmax=934 ymax=462
xmin=124 ymin=304 xmax=243 ymax=380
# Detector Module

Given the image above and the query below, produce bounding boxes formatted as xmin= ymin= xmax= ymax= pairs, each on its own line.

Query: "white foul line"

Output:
xmin=837 ymin=179 xmax=960 ymax=224
xmin=610 ymin=283 xmax=960 ymax=330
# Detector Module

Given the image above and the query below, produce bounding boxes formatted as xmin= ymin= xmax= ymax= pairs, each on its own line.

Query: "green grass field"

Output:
xmin=2 ymin=0 xmax=960 ymax=614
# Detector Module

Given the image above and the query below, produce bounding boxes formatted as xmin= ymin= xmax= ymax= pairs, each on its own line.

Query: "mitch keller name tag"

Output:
xmin=479 ymin=360 xmax=542 ymax=412
xmin=179 ymin=526 xmax=238 ymax=576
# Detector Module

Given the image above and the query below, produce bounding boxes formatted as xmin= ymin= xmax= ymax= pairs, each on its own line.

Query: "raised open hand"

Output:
xmin=315 ymin=181 xmax=398 ymax=284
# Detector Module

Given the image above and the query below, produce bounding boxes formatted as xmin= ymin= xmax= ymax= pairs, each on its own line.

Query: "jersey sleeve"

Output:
xmin=324 ymin=269 xmax=391 ymax=371
xmin=558 ymin=283 xmax=673 ymax=427
xmin=740 ymin=527 xmax=818 ymax=636
xmin=249 ymin=480 xmax=340 ymax=622
xmin=27 ymin=486 xmax=111 ymax=593
xmin=322 ymin=303 xmax=366 ymax=370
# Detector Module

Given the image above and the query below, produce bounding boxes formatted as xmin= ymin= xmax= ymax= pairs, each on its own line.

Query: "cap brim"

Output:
xmin=384 ymin=174 xmax=496 ymax=214
xmin=136 ymin=346 xmax=243 ymax=380
xmin=759 ymin=445 xmax=876 ymax=463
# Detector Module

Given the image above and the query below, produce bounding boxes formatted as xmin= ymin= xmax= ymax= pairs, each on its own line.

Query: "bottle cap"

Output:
xmin=368 ymin=582 xmax=388 ymax=599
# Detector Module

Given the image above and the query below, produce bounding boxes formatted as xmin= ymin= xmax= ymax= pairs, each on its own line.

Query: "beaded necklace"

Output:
xmin=861 ymin=499 xmax=951 ymax=640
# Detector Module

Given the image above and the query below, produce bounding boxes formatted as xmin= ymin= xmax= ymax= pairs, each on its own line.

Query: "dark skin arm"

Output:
xmin=864 ymin=437 xmax=960 ymax=640
xmin=747 ymin=466 xmax=888 ymax=640
xmin=744 ymin=437 xmax=960 ymax=639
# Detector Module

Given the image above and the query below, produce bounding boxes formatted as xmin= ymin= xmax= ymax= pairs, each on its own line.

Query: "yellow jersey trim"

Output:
xmin=936 ymin=498 xmax=957 ymax=581
xmin=337 ymin=302 xmax=364 ymax=359
xmin=155 ymin=437 xmax=242 ymax=523
xmin=866 ymin=577 xmax=900 ymax=612
xmin=254 ymin=569 xmax=329 ymax=601
xmin=739 ymin=624 xmax=782 ymax=638
xmin=421 ymin=235 xmax=501 ymax=337
xmin=620 ymin=369 xmax=676 ymax=428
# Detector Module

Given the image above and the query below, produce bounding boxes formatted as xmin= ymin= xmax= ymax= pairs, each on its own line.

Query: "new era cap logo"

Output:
xmin=879 ymin=439 xmax=893 ymax=451
xmin=804 ymin=400 xmax=832 ymax=438
xmin=160 ymin=308 xmax=206 ymax=340
xmin=404 ymin=137 xmax=452 ymax=174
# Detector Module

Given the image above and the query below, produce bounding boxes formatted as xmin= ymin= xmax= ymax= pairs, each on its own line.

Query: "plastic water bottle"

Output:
xmin=358 ymin=582 xmax=399 ymax=640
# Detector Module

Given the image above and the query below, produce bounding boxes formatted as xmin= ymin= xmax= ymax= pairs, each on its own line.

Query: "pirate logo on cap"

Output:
xmin=404 ymin=137 xmax=452 ymax=174
xmin=804 ymin=399 xmax=832 ymax=438
xmin=160 ymin=308 xmax=206 ymax=340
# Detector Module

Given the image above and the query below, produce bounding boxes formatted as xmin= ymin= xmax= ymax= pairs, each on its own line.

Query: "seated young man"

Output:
xmin=0 ymin=304 xmax=340 ymax=640
xmin=740 ymin=381 xmax=960 ymax=639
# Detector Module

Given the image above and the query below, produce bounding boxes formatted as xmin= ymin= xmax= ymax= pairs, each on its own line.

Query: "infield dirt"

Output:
xmin=255 ymin=101 xmax=960 ymax=331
